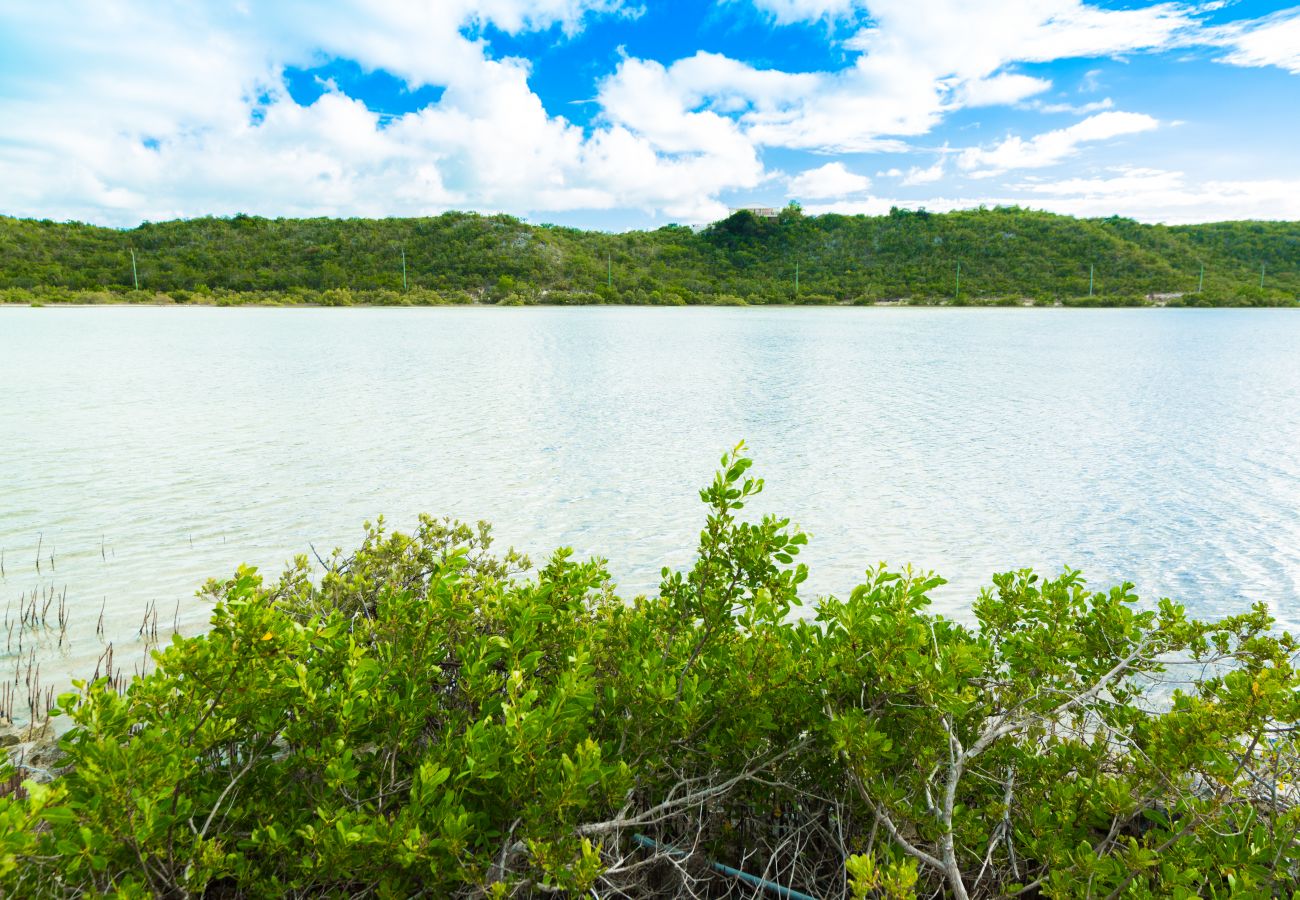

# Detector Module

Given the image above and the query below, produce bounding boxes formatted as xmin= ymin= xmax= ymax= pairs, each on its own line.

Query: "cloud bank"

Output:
xmin=0 ymin=0 xmax=1296 ymax=227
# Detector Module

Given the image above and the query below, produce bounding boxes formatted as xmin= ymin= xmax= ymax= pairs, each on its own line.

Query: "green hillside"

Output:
xmin=1 ymin=205 xmax=1296 ymax=306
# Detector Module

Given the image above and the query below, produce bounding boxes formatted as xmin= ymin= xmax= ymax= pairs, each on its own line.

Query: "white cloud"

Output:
xmin=804 ymin=167 xmax=1300 ymax=224
xmin=1079 ymin=68 xmax=1104 ymax=92
xmin=746 ymin=0 xmax=865 ymax=24
xmin=787 ymin=162 xmax=872 ymax=198
xmin=957 ymin=110 xmax=1159 ymax=176
xmin=1013 ymin=167 xmax=1300 ymax=222
xmin=730 ymin=0 xmax=1200 ymax=152
xmin=0 ymin=1 xmax=767 ymax=226
xmin=1011 ymin=167 xmax=1185 ymax=197
xmin=1027 ymin=97 xmax=1115 ymax=114
xmin=0 ymin=0 xmax=1294 ymax=227
xmin=901 ymin=159 xmax=946 ymax=185
xmin=958 ymin=73 xmax=1052 ymax=107
xmin=1213 ymin=8 xmax=1300 ymax=74
xmin=802 ymin=196 xmax=902 ymax=216
xmin=592 ymin=56 xmax=766 ymax=217
xmin=604 ymin=51 xmax=819 ymax=119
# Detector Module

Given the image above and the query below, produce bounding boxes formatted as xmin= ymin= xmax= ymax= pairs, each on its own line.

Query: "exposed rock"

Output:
xmin=3 ymin=721 xmax=68 ymax=784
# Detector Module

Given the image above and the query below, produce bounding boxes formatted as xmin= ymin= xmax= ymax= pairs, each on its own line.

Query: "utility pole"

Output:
xmin=401 ymin=247 xmax=407 ymax=291
xmin=1261 ymin=262 xmax=1266 ymax=289
xmin=1089 ymin=264 xmax=1094 ymax=298
xmin=1198 ymin=262 xmax=1204 ymax=293
xmin=130 ymin=248 xmax=139 ymax=290
xmin=955 ymin=260 xmax=960 ymax=301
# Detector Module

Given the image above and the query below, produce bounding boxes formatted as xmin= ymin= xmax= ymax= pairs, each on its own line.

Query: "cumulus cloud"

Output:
xmin=958 ymin=73 xmax=1053 ymax=107
xmin=957 ymin=111 xmax=1160 ymax=176
xmin=718 ymin=0 xmax=1200 ymax=152
xmin=901 ymin=159 xmax=946 ymax=185
xmin=592 ymin=56 xmax=767 ymax=217
xmin=597 ymin=52 xmax=818 ymax=126
xmin=0 ymin=0 xmax=1294 ymax=226
xmin=787 ymin=162 xmax=872 ymax=198
xmin=0 ymin=0 xmax=759 ymax=225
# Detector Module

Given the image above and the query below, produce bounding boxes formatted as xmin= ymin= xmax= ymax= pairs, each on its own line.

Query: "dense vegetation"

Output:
xmin=1 ymin=206 xmax=1297 ymax=307
xmin=2 ymin=447 xmax=1297 ymax=897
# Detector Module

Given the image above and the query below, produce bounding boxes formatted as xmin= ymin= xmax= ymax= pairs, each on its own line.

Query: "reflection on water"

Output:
xmin=2 ymin=306 xmax=1299 ymax=702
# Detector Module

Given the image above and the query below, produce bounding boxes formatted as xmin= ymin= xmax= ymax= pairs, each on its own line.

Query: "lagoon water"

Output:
xmin=3 ymin=306 xmax=1300 ymax=699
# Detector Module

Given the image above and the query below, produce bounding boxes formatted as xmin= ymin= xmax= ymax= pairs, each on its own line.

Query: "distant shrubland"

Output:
xmin=1 ymin=205 xmax=1296 ymax=306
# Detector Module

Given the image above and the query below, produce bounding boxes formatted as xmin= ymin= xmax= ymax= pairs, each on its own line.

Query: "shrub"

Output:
xmin=1 ymin=448 xmax=1297 ymax=897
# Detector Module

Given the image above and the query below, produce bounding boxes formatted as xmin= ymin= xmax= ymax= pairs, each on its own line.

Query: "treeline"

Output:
xmin=2 ymin=447 xmax=1297 ymax=897
xmin=1 ymin=205 xmax=1297 ymax=306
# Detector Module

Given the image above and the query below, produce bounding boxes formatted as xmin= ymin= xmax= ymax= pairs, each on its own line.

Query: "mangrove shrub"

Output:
xmin=1 ymin=447 xmax=1298 ymax=897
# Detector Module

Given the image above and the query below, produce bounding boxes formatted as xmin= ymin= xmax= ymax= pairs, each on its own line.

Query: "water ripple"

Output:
xmin=2 ymin=306 xmax=1299 ymax=696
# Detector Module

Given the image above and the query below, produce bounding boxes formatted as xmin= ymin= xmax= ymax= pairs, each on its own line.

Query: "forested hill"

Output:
xmin=1 ymin=206 xmax=1297 ymax=306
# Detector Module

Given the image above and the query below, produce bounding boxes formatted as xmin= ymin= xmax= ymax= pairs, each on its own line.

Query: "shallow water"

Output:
xmin=2 ymin=306 xmax=1299 ymax=702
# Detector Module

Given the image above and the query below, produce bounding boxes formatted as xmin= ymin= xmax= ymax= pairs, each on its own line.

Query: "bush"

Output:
xmin=539 ymin=290 xmax=597 ymax=305
xmin=2 ymin=448 xmax=1298 ymax=897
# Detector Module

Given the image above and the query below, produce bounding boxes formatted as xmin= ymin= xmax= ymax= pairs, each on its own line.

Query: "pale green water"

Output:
xmin=2 ymin=306 xmax=1299 ymax=706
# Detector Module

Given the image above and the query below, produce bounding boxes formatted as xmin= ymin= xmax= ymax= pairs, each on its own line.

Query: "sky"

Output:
xmin=1 ymin=0 xmax=1298 ymax=229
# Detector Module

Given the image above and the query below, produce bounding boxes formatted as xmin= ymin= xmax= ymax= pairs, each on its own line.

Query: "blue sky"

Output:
xmin=1 ymin=0 xmax=1298 ymax=228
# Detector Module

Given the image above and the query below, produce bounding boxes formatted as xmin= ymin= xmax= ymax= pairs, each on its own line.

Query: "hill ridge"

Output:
xmin=1 ymin=206 xmax=1296 ymax=306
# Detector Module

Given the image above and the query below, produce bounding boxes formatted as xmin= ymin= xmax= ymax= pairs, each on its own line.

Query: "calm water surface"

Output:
xmin=3 ymin=306 xmax=1300 ymax=699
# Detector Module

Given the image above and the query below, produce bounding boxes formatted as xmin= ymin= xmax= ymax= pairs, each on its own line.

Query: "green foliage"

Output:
xmin=1 ymin=447 xmax=1298 ymax=897
xmin=848 ymin=852 xmax=920 ymax=899
xmin=1 ymin=208 xmax=1296 ymax=306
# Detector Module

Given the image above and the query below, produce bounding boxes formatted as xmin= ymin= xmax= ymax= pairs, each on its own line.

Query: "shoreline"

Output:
xmin=2 ymin=300 xmax=1291 ymax=310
